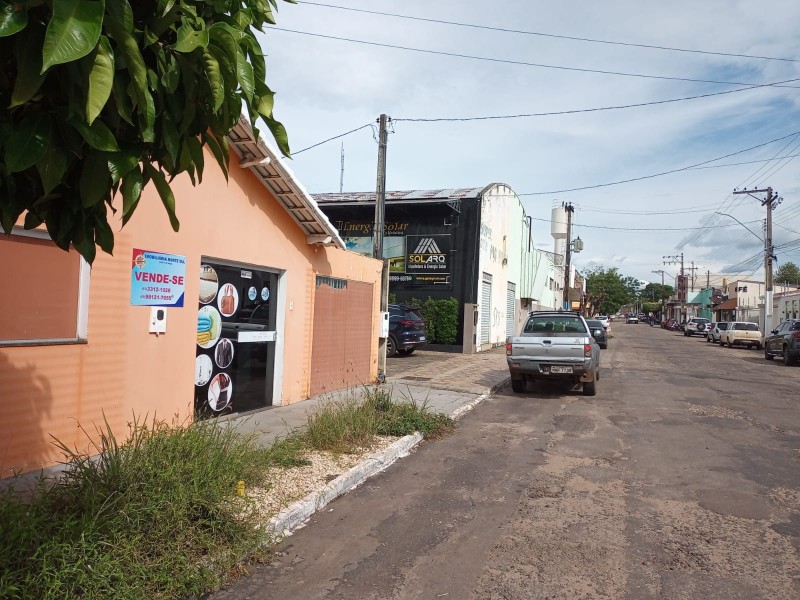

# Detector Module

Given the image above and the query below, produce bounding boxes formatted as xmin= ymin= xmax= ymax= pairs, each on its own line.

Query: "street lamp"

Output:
xmin=715 ymin=212 xmax=763 ymax=243
xmin=651 ymin=269 xmax=675 ymax=321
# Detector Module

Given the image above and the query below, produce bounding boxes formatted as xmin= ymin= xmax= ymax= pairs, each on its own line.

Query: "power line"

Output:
xmin=292 ymin=122 xmax=374 ymax=155
xmin=271 ymin=28 xmax=800 ymax=89
xmin=532 ymin=216 xmax=761 ymax=232
xmin=392 ymin=79 xmax=800 ymax=122
xmin=297 ymin=1 xmax=800 ymax=63
xmin=518 ymin=131 xmax=800 ymax=196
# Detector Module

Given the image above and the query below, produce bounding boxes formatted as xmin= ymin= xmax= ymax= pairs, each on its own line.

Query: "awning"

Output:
xmin=713 ymin=298 xmax=738 ymax=311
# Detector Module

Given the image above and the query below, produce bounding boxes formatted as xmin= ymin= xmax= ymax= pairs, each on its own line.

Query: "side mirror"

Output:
xmin=772 ymin=329 xmax=778 ymax=334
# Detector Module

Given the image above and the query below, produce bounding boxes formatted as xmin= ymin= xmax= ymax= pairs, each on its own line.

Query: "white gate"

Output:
xmin=506 ymin=282 xmax=516 ymax=338
xmin=481 ymin=272 xmax=492 ymax=345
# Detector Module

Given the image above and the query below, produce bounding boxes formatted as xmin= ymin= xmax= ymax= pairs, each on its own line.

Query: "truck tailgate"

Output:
xmin=509 ymin=336 xmax=588 ymax=362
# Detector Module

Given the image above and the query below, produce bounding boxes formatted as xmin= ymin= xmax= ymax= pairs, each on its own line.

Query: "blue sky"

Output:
xmin=255 ymin=0 xmax=800 ymax=286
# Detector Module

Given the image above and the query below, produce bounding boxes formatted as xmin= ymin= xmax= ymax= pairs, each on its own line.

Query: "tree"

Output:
xmin=584 ymin=267 xmax=637 ymax=315
xmin=0 ymin=0 xmax=294 ymax=263
xmin=641 ymin=282 xmax=674 ymax=302
xmin=776 ymin=262 xmax=800 ymax=286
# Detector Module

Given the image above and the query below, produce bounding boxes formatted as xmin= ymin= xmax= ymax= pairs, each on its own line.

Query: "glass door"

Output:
xmin=195 ymin=261 xmax=277 ymax=417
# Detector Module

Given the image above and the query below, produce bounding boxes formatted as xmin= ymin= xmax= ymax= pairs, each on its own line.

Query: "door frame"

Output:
xmin=201 ymin=255 xmax=287 ymax=408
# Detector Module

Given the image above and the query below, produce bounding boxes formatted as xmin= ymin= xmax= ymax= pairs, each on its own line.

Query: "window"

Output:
xmin=523 ymin=315 xmax=587 ymax=334
xmin=0 ymin=229 xmax=89 ymax=345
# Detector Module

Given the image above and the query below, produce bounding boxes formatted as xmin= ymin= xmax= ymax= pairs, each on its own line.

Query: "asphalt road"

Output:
xmin=212 ymin=322 xmax=800 ymax=599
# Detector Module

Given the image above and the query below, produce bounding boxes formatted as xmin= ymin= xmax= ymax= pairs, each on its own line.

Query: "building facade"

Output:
xmin=0 ymin=119 xmax=382 ymax=478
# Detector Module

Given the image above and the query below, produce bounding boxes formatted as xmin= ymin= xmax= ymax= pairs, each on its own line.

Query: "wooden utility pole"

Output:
xmin=663 ymin=253 xmax=685 ymax=320
xmin=374 ymin=114 xmax=390 ymax=381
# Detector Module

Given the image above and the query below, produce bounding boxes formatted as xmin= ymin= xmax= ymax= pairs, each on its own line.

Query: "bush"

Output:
xmin=0 ymin=418 xmax=271 ymax=600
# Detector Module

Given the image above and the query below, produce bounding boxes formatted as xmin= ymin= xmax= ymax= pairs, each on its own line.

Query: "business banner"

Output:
xmin=405 ymin=234 xmax=451 ymax=274
xmin=131 ymin=248 xmax=186 ymax=307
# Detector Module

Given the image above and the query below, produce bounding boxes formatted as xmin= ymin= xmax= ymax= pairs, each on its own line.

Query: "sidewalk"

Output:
xmin=228 ymin=347 xmax=510 ymax=447
xmin=227 ymin=346 xmax=510 ymax=537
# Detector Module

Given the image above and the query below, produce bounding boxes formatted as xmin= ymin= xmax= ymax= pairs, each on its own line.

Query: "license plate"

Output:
xmin=550 ymin=366 xmax=573 ymax=374
xmin=419 ymin=336 xmax=426 ymax=341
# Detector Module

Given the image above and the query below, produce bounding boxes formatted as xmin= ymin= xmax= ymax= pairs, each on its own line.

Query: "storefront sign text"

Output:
xmin=131 ymin=248 xmax=186 ymax=307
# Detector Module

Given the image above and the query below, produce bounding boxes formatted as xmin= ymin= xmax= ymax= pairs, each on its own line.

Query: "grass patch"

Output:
xmin=0 ymin=389 xmax=454 ymax=599
xmin=0 ymin=417 xmax=272 ymax=600
xmin=303 ymin=387 xmax=454 ymax=453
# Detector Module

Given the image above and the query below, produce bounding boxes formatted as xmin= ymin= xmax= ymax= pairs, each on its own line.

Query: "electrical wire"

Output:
xmin=297 ymin=2 xmax=800 ymax=64
xmin=517 ymin=130 xmax=800 ymax=196
xmin=292 ymin=123 xmax=374 ymax=155
xmin=271 ymin=28 xmax=800 ymax=89
xmin=393 ymin=79 xmax=800 ymax=122
xmin=530 ymin=215 xmax=761 ymax=232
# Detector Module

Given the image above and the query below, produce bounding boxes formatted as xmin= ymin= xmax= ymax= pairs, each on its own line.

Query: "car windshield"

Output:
xmin=732 ymin=322 xmax=759 ymax=331
xmin=523 ymin=316 xmax=588 ymax=334
xmin=719 ymin=323 xmax=729 ymax=329
xmin=401 ymin=308 xmax=424 ymax=321
xmin=586 ymin=320 xmax=604 ymax=328
xmin=696 ymin=319 xmax=710 ymax=324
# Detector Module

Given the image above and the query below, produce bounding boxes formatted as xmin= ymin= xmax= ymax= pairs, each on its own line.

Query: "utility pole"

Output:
xmin=683 ymin=261 xmax=699 ymax=291
xmin=563 ymin=203 xmax=575 ymax=310
xmin=707 ymin=270 xmax=710 ymax=289
xmin=374 ymin=114 xmax=390 ymax=381
xmin=339 ymin=143 xmax=344 ymax=193
xmin=733 ymin=186 xmax=782 ymax=333
xmin=663 ymin=253 xmax=685 ymax=321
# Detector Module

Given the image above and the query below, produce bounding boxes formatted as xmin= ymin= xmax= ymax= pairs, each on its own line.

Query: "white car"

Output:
xmin=719 ymin=322 xmax=762 ymax=349
xmin=596 ymin=315 xmax=610 ymax=330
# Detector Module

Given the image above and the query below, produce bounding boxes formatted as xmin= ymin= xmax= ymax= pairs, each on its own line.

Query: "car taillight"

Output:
xmin=793 ymin=332 xmax=800 ymax=340
xmin=584 ymin=344 xmax=592 ymax=357
xmin=399 ymin=320 xmax=416 ymax=326
xmin=506 ymin=343 xmax=512 ymax=356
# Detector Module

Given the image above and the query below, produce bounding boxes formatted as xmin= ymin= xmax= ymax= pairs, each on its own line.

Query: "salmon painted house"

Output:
xmin=0 ymin=118 xmax=382 ymax=478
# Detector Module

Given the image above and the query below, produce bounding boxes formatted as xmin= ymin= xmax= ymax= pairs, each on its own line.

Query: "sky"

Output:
xmin=254 ymin=0 xmax=800 ymax=288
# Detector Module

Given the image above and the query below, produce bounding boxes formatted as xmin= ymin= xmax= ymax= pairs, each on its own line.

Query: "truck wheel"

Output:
xmin=511 ymin=378 xmax=525 ymax=393
xmin=583 ymin=374 xmax=597 ymax=396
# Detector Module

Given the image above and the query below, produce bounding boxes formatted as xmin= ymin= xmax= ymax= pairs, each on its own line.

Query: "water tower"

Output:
xmin=551 ymin=204 xmax=568 ymax=264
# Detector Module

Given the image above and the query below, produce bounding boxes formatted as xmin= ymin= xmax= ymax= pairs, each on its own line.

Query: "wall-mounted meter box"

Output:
xmin=379 ymin=311 xmax=389 ymax=338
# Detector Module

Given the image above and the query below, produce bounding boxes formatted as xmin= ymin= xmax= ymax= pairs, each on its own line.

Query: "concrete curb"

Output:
xmin=266 ymin=433 xmax=423 ymax=539
xmin=265 ymin=384 xmax=503 ymax=540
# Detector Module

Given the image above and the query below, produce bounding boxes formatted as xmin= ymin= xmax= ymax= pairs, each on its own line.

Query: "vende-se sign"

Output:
xmin=131 ymin=248 xmax=186 ymax=307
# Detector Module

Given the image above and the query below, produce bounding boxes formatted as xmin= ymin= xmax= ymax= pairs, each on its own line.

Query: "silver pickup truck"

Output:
xmin=506 ymin=311 xmax=601 ymax=396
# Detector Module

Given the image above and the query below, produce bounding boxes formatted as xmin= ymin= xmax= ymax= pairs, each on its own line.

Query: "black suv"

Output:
xmin=764 ymin=319 xmax=800 ymax=365
xmin=388 ymin=304 xmax=428 ymax=357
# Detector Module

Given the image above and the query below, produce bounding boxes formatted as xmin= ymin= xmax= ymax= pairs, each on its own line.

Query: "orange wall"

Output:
xmin=0 ymin=151 xmax=382 ymax=477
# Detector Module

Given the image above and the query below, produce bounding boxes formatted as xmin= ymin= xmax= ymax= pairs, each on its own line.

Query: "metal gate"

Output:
xmin=310 ymin=276 xmax=374 ymax=396
xmin=481 ymin=272 xmax=492 ymax=345
xmin=506 ymin=282 xmax=516 ymax=338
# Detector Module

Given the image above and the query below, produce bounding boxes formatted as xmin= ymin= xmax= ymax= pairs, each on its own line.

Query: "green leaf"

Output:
xmin=86 ymin=36 xmax=115 ymax=124
xmin=10 ymin=23 xmax=46 ymax=107
xmin=107 ymin=149 xmax=139 ymax=184
xmin=201 ymin=49 xmax=224 ymax=111
xmin=264 ymin=115 xmax=290 ymax=157
xmin=106 ymin=0 xmax=133 ymax=31
xmin=37 ymin=145 xmax=69 ymax=194
xmin=80 ymin=152 xmax=110 ymax=207
xmin=203 ymin=133 xmax=228 ymax=181
xmin=186 ymin=135 xmax=204 ymax=183
xmin=139 ymin=86 xmax=155 ymax=142
xmin=121 ymin=164 xmax=143 ymax=221
xmin=111 ymin=73 xmax=133 ymax=124
xmin=161 ymin=56 xmax=180 ymax=93
xmin=143 ymin=164 xmax=179 ymax=231
xmin=24 ymin=211 xmax=44 ymax=230
xmin=41 ymin=0 xmax=105 ymax=72
xmin=173 ymin=23 xmax=209 ymax=53
xmin=0 ymin=2 xmax=28 ymax=37
xmin=104 ymin=16 xmax=147 ymax=97
xmin=235 ymin=45 xmax=254 ymax=102
xmin=5 ymin=116 xmax=52 ymax=173
xmin=162 ymin=114 xmax=180 ymax=164
xmin=94 ymin=212 xmax=114 ymax=253
xmin=70 ymin=118 xmax=119 ymax=151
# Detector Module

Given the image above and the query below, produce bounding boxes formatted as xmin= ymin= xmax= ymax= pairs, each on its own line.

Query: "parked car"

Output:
xmin=595 ymin=315 xmax=610 ymax=330
xmin=719 ymin=321 xmax=762 ymax=349
xmin=506 ymin=311 xmax=600 ymax=396
xmin=387 ymin=304 xmax=427 ymax=357
xmin=706 ymin=321 xmax=730 ymax=344
xmin=764 ymin=319 xmax=800 ymax=365
xmin=684 ymin=317 xmax=711 ymax=337
xmin=586 ymin=319 xmax=608 ymax=349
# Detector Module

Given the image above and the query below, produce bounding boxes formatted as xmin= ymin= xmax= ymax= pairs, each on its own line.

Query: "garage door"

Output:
xmin=310 ymin=276 xmax=374 ymax=396
xmin=481 ymin=272 xmax=492 ymax=345
xmin=506 ymin=282 xmax=516 ymax=338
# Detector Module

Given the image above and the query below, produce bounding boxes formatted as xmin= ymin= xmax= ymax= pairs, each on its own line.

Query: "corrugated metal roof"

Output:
xmin=227 ymin=116 xmax=345 ymax=249
xmin=314 ymin=188 xmax=486 ymax=205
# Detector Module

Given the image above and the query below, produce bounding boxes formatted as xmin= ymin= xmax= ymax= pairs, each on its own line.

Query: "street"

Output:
xmin=212 ymin=322 xmax=800 ymax=600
